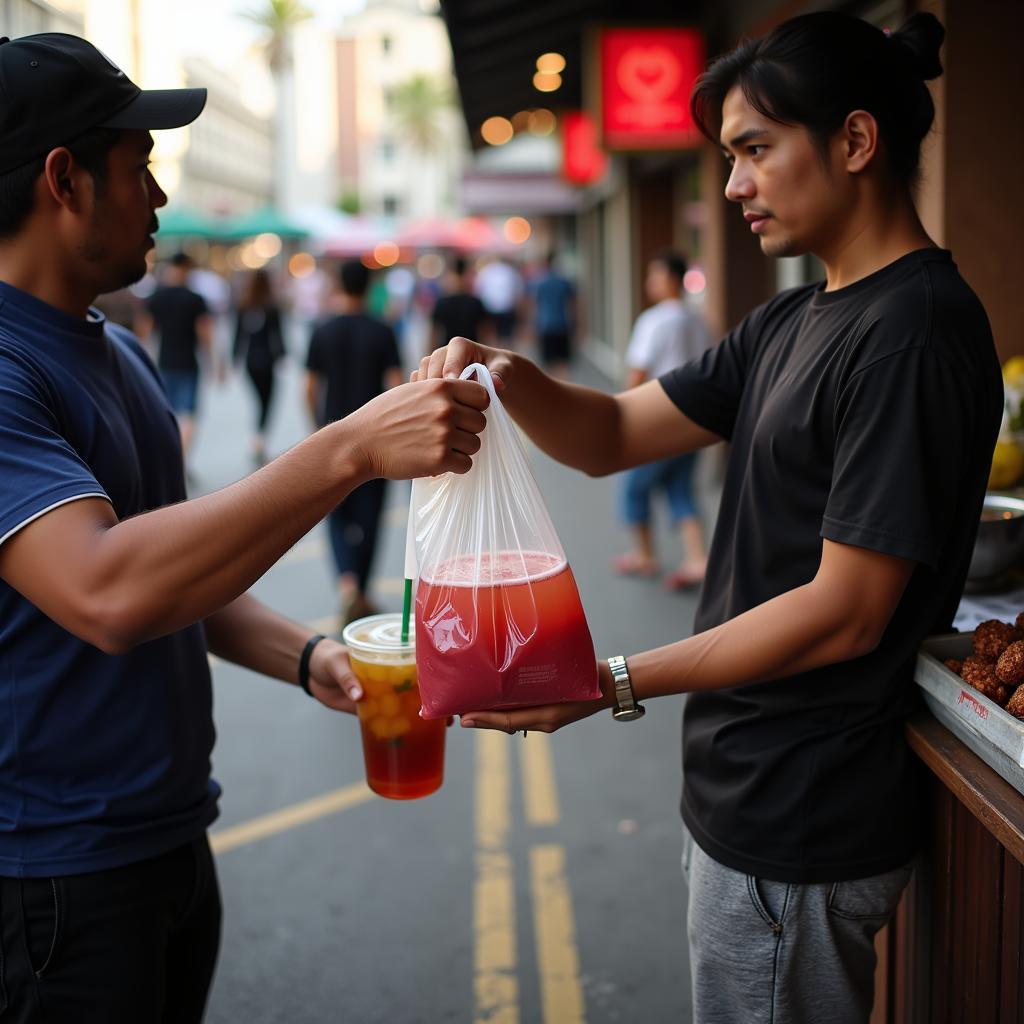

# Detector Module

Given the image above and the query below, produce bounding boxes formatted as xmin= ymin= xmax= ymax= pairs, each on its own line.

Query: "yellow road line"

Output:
xmin=531 ymin=844 xmax=586 ymax=1024
xmin=520 ymin=733 xmax=560 ymax=827
xmin=210 ymin=782 xmax=374 ymax=855
xmin=474 ymin=731 xmax=519 ymax=1024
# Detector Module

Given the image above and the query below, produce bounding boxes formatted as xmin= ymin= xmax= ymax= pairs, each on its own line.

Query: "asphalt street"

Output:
xmin=191 ymin=326 xmax=720 ymax=1024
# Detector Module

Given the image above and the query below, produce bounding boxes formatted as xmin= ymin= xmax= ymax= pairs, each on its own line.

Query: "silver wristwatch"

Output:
xmin=608 ymin=656 xmax=645 ymax=721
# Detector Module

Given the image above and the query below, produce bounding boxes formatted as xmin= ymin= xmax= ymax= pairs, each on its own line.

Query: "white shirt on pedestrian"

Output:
xmin=474 ymin=260 xmax=522 ymax=314
xmin=626 ymin=298 xmax=713 ymax=379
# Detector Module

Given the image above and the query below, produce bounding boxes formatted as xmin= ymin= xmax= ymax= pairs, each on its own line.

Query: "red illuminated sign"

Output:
xmin=599 ymin=28 xmax=705 ymax=150
xmin=561 ymin=111 xmax=608 ymax=186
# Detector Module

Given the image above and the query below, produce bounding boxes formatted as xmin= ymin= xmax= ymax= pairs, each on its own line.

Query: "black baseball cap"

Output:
xmin=0 ymin=33 xmax=207 ymax=174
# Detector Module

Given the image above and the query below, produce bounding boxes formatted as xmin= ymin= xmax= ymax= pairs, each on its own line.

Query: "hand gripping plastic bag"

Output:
xmin=408 ymin=364 xmax=599 ymax=719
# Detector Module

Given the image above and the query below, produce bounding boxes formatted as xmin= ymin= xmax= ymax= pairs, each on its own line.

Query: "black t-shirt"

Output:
xmin=432 ymin=292 xmax=489 ymax=349
xmin=306 ymin=313 xmax=401 ymax=424
xmin=146 ymin=286 xmax=208 ymax=372
xmin=660 ymin=249 xmax=1002 ymax=884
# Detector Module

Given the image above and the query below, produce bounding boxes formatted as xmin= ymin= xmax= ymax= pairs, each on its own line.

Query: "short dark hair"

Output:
xmin=170 ymin=252 xmax=192 ymax=268
xmin=690 ymin=12 xmax=944 ymax=187
xmin=651 ymin=250 xmax=687 ymax=282
xmin=339 ymin=259 xmax=370 ymax=297
xmin=0 ymin=126 xmax=122 ymax=238
xmin=451 ymin=255 xmax=468 ymax=277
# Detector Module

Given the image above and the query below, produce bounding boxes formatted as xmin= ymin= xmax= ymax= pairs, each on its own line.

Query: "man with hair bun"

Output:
xmin=417 ymin=11 xmax=1001 ymax=1022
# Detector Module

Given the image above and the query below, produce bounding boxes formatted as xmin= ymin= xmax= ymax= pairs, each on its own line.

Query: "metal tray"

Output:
xmin=916 ymin=633 xmax=1024 ymax=796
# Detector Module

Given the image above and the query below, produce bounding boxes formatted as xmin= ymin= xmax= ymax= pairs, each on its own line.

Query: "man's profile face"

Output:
xmin=78 ymin=129 xmax=166 ymax=293
xmin=719 ymin=86 xmax=847 ymax=259
xmin=644 ymin=261 xmax=676 ymax=303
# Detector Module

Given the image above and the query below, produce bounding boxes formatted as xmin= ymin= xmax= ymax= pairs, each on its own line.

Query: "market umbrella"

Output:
xmin=154 ymin=206 xmax=221 ymax=239
xmin=220 ymin=207 xmax=309 ymax=241
xmin=321 ymin=216 xmax=395 ymax=257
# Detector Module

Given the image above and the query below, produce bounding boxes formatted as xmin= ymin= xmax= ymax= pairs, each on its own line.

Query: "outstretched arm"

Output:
xmin=204 ymin=594 xmax=362 ymax=712
xmin=461 ymin=540 xmax=916 ymax=732
xmin=0 ymin=378 xmax=488 ymax=655
xmin=413 ymin=337 xmax=719 ymax=476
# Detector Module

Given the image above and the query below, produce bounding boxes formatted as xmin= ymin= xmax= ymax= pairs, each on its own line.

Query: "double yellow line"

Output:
xmin=473 ymin=731 xmax=586 ymax=1024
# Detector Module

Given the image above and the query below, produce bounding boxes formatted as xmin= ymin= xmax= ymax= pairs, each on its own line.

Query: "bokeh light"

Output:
xmin=503 ymin=217 xmax=531 ymax=245
xmin=252 ymin=232 xmax=282 ymax=260
xmin=536 ymin=52 xmax=566 ymax=75
xmin=481 ymin=116 xmax=514 ymax=145
xmin=533 ymin=71 xmax=562 ymax=93
xmin=527 ymin=108 xmax=557 ymax=135
xmin=683 ymin=268 xmax=707 ymax=295
xmin=288 ymin=252 xmax=316 ymax=278
xmin=417 ymin=252 xmax=446 ymax=279
xmin=511 ymin=110 xmax=532 ymax=133
xmin=374 ymin=241 xmax=400 ymax=267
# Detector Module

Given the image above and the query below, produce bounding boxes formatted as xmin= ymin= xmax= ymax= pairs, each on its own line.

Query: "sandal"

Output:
xmin=664 ymin=568 xmax=705 ymax=591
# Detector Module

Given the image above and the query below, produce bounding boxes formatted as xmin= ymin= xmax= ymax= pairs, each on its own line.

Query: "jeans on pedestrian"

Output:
xmin=621 ymin=453 xmax=697 ymax=525
xmin=160 ymin=369 xmax=199 ymax=415
xmin=327 ymin=478 xmax=387 ymax=592
xmin=0 ymin=835 xmax=221 ymax=1024
xmin=681 ymin=824 xmax=912 ymax=1024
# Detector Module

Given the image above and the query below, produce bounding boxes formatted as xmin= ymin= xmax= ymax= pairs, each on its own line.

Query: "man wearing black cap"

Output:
xmin=0 ymin=33 xmax=489 ymax=1023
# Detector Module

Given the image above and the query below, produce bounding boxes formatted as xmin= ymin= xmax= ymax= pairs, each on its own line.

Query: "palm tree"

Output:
xmin=390 ymin=73 xmax=453 ymax=155
xmin=240 ymin=0 xmax=314 ymax=207
xmin=241 ymin=0 xmax=313 ymax=74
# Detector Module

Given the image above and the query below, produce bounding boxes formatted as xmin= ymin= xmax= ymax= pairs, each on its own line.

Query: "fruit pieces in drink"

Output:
xmin=349 ymin=655 xmax=445 ymax=800
xmin=415 ymin=550 xmax=599 ymax=719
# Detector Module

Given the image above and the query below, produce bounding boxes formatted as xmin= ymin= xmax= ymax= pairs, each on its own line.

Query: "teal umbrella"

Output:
xmin=220 ymin=207 xmax=309 ymax=241
xmin=155 ymin=206 xmax=220 ymax=239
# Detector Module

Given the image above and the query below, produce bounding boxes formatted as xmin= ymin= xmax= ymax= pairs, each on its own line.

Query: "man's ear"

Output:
xmin=843 ymin=109 xmax=879 ymax=174
xmin=41 ymin=148 xmax=85 ymax=212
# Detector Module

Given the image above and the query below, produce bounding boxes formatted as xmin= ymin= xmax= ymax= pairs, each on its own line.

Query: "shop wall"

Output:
xmin=916 ymin=0 xmax=1023 ymax=362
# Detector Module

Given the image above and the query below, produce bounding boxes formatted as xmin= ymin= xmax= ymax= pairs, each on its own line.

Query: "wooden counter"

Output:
xmin=870 ymin=711 xmax=1024 ymax=1023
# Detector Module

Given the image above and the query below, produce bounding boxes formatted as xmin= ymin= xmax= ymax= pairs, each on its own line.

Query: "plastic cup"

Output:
xmin=342 ymin=613 xmax=445 ymax=800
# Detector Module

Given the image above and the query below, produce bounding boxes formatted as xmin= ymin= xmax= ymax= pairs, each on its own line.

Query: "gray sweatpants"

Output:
xmin=681 ymin=825 xmax=912 ymax=1024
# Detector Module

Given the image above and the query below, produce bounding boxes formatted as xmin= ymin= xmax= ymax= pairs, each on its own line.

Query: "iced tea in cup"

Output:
xmin=342 ymin=613 xmax=445 ymax=800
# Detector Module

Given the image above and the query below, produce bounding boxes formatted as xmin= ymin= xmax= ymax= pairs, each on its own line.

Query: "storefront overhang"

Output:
xmin=439 ymin=0 xmax=705 ymax=149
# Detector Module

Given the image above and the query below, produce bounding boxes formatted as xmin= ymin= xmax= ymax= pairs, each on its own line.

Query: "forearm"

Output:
xmin=93 ymin=421 xmax=366 ymax=648
xmin=628 ymin=579 xmax=878 ymax=701
xmin=501 ymin=353 xmax=623 ymax=475
xmin=205 ymin=593 xmax=313 ymax=686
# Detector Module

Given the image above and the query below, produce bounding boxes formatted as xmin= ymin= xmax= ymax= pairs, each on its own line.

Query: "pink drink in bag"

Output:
xmin=409 ymin=365 xmax=599 ymax=719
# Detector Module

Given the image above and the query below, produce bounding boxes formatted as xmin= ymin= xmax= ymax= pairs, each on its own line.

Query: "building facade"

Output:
xmin=336 ymin=0 xmax=466 ymax=219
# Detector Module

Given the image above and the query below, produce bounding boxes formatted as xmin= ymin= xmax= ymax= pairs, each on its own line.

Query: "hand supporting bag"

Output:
xmin=410 ymin=364 xmax=599 ymax=719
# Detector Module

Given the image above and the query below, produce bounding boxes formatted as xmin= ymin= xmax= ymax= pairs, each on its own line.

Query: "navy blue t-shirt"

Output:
xmin=0 ymin=280 xmax=219 ymax=878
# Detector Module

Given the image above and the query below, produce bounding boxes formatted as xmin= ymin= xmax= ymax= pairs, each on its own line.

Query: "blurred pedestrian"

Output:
xmin=233 ymin=268 xmax=285 ymax=467
xmin=419 ymin=13 xmax=999 ymax=1023
xmin=614 ymin=251 xmax=713 ymax=587
xmin=429 ymin=254 xmax=491 ymax=356
xmin=474 ymin=255 xmax=522 ymax=345
xmin=0 ymin=33 xmax=487 ymax=1024
xmin=530 ymin=250 xmax=577 ymax=378
xmin=136 ymin=251 xmax=213 ymax=457
xmin=306 ymin=260 xmax=404 ymax=628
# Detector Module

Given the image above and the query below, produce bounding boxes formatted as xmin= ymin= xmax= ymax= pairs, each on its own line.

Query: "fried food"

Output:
xmin=996 ymin=640 xmax=1024 ymax=687
xmin=960 ymin=654 xmax=1012 ymax=706
xmin=972 ymin=619 xmax=1020 ymax=660
xmin=944 ymin=658 xmax=963 ymax=675
xmin=1006 ymin=686 xmax=1024 ymax=720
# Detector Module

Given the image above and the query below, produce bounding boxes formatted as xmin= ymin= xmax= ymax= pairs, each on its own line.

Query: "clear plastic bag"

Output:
xmin=409 ymin=364 xmax=599 ymax=719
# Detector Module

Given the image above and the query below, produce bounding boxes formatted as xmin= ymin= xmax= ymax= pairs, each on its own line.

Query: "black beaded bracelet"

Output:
xmin=298 ymin=634 xmax=325 ymax=697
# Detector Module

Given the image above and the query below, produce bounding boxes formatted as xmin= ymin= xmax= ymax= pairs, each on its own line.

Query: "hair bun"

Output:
xmin=889 ymin=12 xmax=944 ymax=80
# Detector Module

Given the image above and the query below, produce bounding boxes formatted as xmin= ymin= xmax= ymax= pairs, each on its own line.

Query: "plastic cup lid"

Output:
xmin=342 ymin=612 xmax=415 ymax=657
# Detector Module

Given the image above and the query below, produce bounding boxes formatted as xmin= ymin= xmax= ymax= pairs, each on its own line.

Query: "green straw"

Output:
xmin=400 ymin=577 xmax=413 ymax=645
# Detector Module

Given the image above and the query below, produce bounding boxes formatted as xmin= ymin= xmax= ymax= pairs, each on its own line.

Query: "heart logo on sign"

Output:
xmin=617 ymin=45 xmax=681 ymax=102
